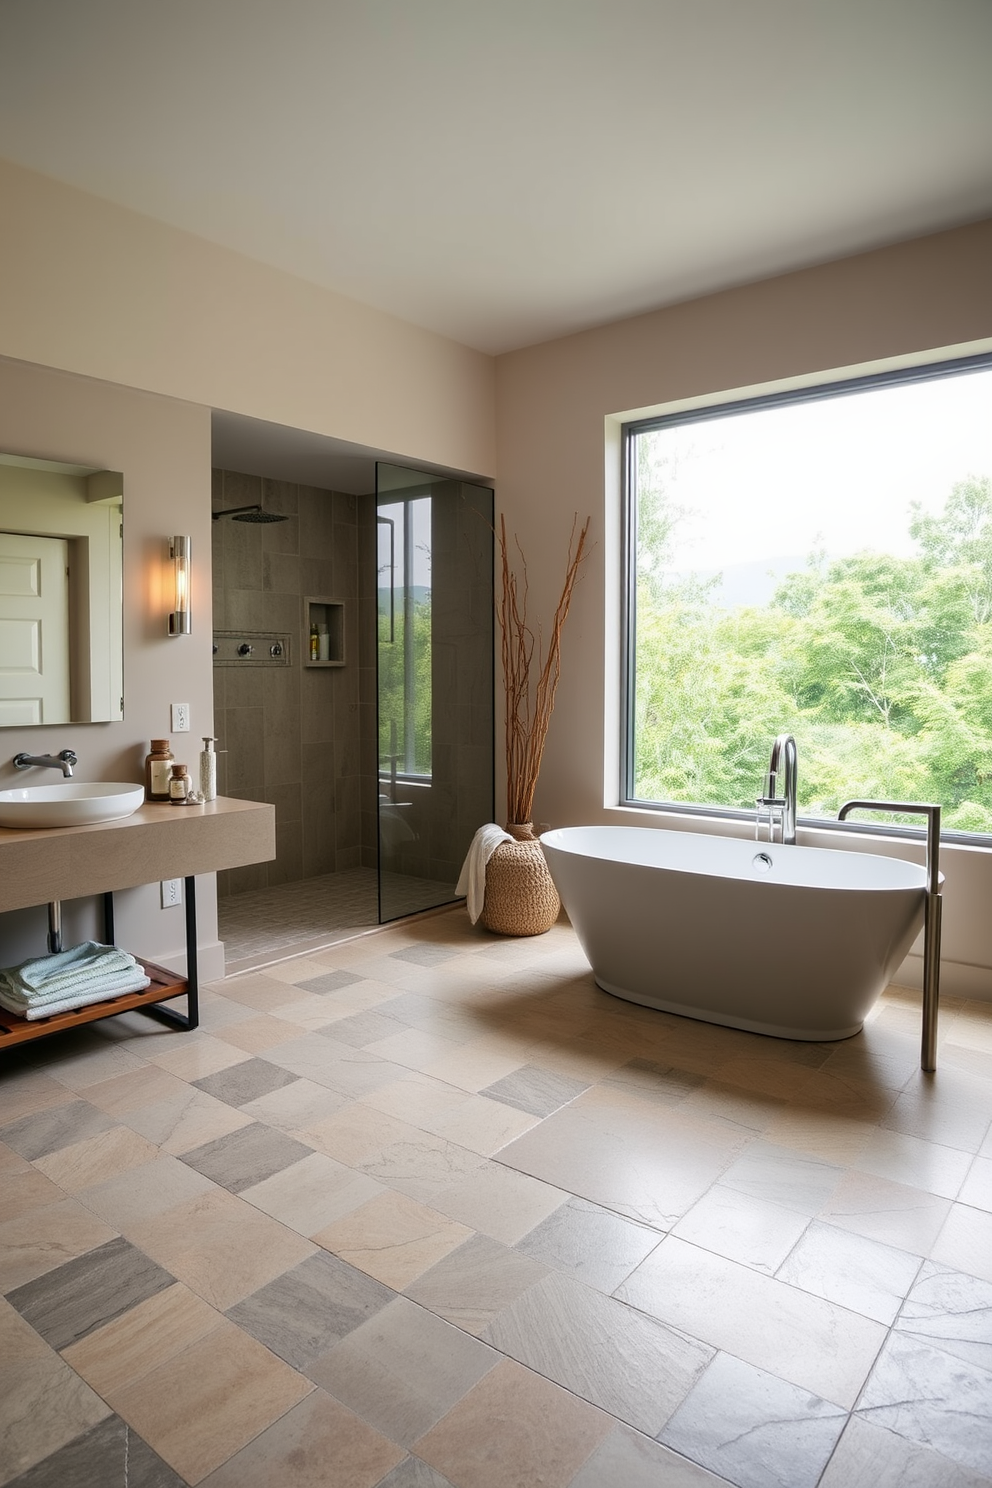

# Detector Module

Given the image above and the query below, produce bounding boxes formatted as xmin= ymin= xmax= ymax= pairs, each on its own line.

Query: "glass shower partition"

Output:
xmin=375 ymin=463 xmax=494 ymax=922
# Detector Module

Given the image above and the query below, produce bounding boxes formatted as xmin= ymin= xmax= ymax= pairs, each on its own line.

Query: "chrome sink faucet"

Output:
xmin=13 ymin=749 xmax=78 ymax=778
xmin=756 ymin=734 xmax=797 ymax=845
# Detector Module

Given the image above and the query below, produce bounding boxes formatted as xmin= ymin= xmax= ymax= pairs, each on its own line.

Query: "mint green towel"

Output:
xmin=0 ymin=942 xmax=140 ymax=1009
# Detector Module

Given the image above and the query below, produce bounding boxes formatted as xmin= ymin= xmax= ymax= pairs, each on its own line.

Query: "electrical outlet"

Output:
xmin=171 ymin=702 xmax=190 ymax=732
xmin=160 ymin=879 xmax=183 ymax=908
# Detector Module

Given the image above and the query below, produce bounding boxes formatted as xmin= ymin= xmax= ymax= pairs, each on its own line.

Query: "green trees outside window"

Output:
xmin=628 ymin=362 xmax=992 ymax=833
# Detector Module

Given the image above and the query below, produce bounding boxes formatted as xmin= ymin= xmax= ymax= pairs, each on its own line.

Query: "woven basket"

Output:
xmin=480 ymin=824 xmax=561 ymax=936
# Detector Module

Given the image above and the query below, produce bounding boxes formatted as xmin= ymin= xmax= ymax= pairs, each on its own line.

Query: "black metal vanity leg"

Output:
xmin=103 ymin=891 xmax=115 ymax=946
xmin=183 ymin=874 xmax=199 ymax=1029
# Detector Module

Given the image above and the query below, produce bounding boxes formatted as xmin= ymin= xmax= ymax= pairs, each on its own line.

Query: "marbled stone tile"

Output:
xmin=0 ymin=1071 xmax=77 ymax=1127
xmin=196 ymin=1388 xmax=403 ymax=1488
xmin=0 ymin=1337 xmax=111 ymax=1486
xmin=431 ymin=1162 xmax=567 ymax=1246
xmin=0 ymin=1197 xmax=120 ymax=1295
xmin=317 ymin=1009 xmax=410 ymax=1048
xmin=62 ymin=1283 xmax=223 ymax=1400
xmin=660 ymin=1351 xmax=847 ymax=1488
xmin=671 ymin=1183 xmax=810 ymax=1275
xmin=192 ymin=1057 xmax=301 ymax=1108
xmin=309 ymin=1295 xmax=497 ymax=1445
xmin=853 ymin=1127 xmax=974 ymax=1200
xmin=718 ymin=1139 xmax=844 ymax=1216
xmin=776 ymin=1219 xmax=923 ymax=1325
xmin=484 ymin=1268 xmax=712 ymax=1434
xmin=601 ymin=1057 xmax=706 ymax=1105
xmin=821 ymin=1168 xmax=953 ymax=1253
xmin=413 ymin=1358 xmax=611 ymax=1488
xmin=7 ymin=1236 xmax=174 ymax=1351
xmin=569 ymin=1424 xmax=730 ymax=1488
xmin=0 ymin=1169 xmax=64 ymax=1225
xmin=374 ymin=1459 xmax=457 ymax=1488
xmin=515 ymin=1195 xmax=661 ymax=1292
xmin=479 ymin=1065 xmax=590 ymax=1118
xmin=617 ymin=1235 xmax=886 ymax=1408
xmin=390 ymin=944 xmax=461 ymax=967
xmin=4 ymin=1413 xmax=184 ymax=1488
xmin=895 ymin=1261 xmax=992 ymax=1370
xmin=241 ymin=1151 xmax=384 ymax=1236
xmin=819 ymin=1413 xmax=992 ymax=1488
xmin=296 ymin=969 xmax=367 ymax=994
xmin=314 ymin=1189 xmax=473 ymax=1290
xmin=858 ymin=1331 xmax=992 ymax=1476
xmin=405 ymin=1233 xmax=548 ymax=1337
xmin=930 ymin=1202 xmax=992 ymax=1285
xmin=0 ymin=1099 xmax=117 ymax=1161
xmin=960 ymin=1155 xmax=992 ymax=1212
xmin=181 ymin=1121 xmax=312 ymax=1193
xmin=33 ymin=1125 xmax=159 ymax=1194
xmin=239 ymin=1075 xmax=348 ymax=1131
xmin=226 ymin=1250 xmax=395 ymax=1370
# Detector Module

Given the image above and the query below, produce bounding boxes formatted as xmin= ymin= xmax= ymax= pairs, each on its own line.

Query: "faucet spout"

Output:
xmin=13 ymin=750 xmax=78 ymax=778
xmin=760 ymin=734 xmax=797 ymax=845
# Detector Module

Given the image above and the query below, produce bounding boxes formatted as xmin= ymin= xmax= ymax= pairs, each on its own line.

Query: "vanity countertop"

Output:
xmin=0 ymin=796 xmax=275 ymax=912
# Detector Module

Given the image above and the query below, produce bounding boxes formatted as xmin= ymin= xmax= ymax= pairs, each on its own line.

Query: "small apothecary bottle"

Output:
xmin=168 ymin=763 xmax=191 ymax=804
xmin=145 ymin=739 xmax=174 ymax=801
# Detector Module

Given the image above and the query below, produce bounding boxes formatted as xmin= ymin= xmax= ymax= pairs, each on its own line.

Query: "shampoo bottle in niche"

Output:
xmin=199 ymin=737 xmax=217 ymax=802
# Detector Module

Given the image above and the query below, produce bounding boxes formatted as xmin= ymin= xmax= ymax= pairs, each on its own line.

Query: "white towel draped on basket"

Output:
xmin=456 ymin=824 xmax=513 ymax=924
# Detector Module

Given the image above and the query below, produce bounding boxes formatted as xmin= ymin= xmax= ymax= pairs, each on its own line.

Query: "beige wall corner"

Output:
xmin=0 ymin=156 xmax=495 ymax=480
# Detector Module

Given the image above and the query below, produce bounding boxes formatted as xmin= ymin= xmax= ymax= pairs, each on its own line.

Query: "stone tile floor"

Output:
xmin=1 ymin=910 xmax=992 ymax=1486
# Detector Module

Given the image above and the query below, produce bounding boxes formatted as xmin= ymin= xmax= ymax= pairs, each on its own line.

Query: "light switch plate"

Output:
xmin=171 ymin=702 xmax=190 ymax=732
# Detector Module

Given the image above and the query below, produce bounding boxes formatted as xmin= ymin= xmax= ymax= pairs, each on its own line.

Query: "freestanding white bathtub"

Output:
xmin=541 ymin=824 xmax=928 ymax=1040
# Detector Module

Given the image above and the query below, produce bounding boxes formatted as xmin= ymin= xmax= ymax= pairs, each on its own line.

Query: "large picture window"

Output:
xmin=624 ymin=355 xmax=992 ymax=836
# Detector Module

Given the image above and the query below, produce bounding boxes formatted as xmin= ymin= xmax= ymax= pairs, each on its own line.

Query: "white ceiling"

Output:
xmin=2 ymin=0 xmax=991 ymax=359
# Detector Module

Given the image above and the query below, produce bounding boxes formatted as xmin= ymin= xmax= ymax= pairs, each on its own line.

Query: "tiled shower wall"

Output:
xmin=211 ymin=470 xmax=377 ymax=896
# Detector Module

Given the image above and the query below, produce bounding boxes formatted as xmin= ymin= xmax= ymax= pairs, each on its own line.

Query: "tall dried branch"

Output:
xmin=497 ymin=514 xmax=590 ymax=825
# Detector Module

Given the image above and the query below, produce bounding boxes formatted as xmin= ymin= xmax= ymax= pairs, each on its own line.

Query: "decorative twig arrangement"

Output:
xmin=497 ymin=513 xmax=591 ymax=826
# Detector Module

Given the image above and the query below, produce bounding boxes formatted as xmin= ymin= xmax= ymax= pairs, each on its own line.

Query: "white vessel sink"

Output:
xmin=0 ymin=781 xmax=145 ymax=829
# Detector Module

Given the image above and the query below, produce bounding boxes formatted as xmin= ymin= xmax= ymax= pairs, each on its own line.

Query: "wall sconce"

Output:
xmin=168 ymin=536 xmax=191 ymax=636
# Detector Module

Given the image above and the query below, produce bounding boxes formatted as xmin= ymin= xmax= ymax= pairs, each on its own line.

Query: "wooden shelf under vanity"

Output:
xmin=0 ymin=960 xmax=186 ymax=1049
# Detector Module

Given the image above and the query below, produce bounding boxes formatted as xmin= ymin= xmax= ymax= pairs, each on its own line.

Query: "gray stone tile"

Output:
xmin=404 ymin=1233 xmax=547 ymax=1336
xmin=894 ymin=1260 xmax=992 ymax=1370
xmin=181 ymin=1121 xmax=312 ymax=1193
xmin=0 ymin=1099 xmax=117 ymax=1161
xmin=4 ymin=1414 xmax=184 ymax=1488
xmin=375 ymin=1461 xmax=457 ymax=1488
xmin=776 ymin=1220 xmax=922 ymax=1325
xmin=719 ymin=1140 xmax=844 ymax=1216
xmin=659 ymin=1351 xmax=847 ymax=1488
xmin=602 ymin=1058 xmax=706 ymax=1104
xmin=317 ymin=1010 xmax=409 ymax=1048
xmin=819 ymin=1414 xmax=992 ymax=1488
xmin=192 ymin=1058 xmax=300 ymax=1108
xmin=858 ymin=1331 xmax=992 ymax=1476
xmin=296 ymin=969 xmax=366 ymax=994
xmin=226 ymin=1249 xmax=395 ymax=1369
xmin=569 ymin=1424 xmax=732 ymax=1488
xmin=309 ymin=1295 xmax=497 ymax=1445
xmin=515 ymin=1195 xmax=661 ymax=1292
xmin=479 ymin=1065 xmax=590 ymax=1118
xmin=390 ymin=945 xmax=460 ymax=966
xmin=483 ymin=1269 xmax=712 ymax=1434
xmin=7 ymin=1236 xmax=174 ymax=1351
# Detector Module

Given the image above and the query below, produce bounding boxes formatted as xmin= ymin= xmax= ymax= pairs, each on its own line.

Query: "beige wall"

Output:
xmin=495 ymin=218 xmax=992 ymax=998
xmin=0 ymin=156 xmax=496 ymax=480
xmin=0 ymin=354 xmax=220 ymax=975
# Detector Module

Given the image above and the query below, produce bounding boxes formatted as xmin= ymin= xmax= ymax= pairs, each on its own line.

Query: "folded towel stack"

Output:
xmin=0 ymin=941 xmax=151 ymax=1021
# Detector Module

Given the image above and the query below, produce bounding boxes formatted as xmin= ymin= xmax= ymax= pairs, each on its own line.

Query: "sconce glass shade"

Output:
xmin=168 ymin=536 xmax=191 ymax=636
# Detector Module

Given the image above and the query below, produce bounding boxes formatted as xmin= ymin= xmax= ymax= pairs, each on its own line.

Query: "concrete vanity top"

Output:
xmin=0 ymin=796 xmax=275 ymax=912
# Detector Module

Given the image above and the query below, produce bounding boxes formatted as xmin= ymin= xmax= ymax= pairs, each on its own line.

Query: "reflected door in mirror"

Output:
xmin=0 ymin=533 xmax=70 ymax=725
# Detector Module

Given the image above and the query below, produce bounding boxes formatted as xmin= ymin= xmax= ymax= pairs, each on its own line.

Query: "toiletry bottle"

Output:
xmin=309 ymin=618 xmax=320 ymax=661
xmin=318 ymin=624 xmax=330 ymax=662
xmin=145 ymin=739 xmax=174 ymax=801
xmin=199 ymin=737 xmax=217 ymax=802
xmin=168 ymin=763 xmax=191 ymax=804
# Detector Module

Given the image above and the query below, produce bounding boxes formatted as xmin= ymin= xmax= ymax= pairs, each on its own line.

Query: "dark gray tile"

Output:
xmin=483 ymin=1270 xmax=712 ymax=1435
xmin=857 ymin=1331 xmax=992 ymax=1476
xmin=479 ymin=1064 xmax=590 ymax=1118
xmin=181 ymin=1122 xmax=312 ymax=1193
xmin=659 ymin=1351 xmax=847 ymax=1488
xmin=192 ymin=1058 xmax=300 ymax=1108
xmin=895 ymin=1261 xmax=992 ymax=1371
xmin=317 ymin=1009 xmax=409 ymax=1048
xmin=5 ymin=1414 xmax=184 ymax=1488
xmin=226 ymin=1250 xmax=395 ymax=1370
xmin=515 ymin=1196 xmax=661 ymax=1292
xmin=296 ymin=969 xmax=366 ymax=994
xmin=404 ymin=1233 xmax=547 ymax=1337
xmin=375 ymin=1459 xmax=457 ymax=1488
xmin=7 ymin=1237 xmax=174 ymax=1351
xmin=0 ymin=1099 xmax=117 ymax=1161
xmin=390 ymin=944 xmax=460 ymax=966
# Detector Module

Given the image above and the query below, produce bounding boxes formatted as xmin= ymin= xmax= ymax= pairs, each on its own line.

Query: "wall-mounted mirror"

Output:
xmin=0 ymin=453 xmax=124 ymax=726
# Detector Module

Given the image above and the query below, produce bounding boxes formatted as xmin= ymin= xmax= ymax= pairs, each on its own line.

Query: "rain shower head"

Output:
xmin=212 ymin=504 xmax=288 ymax=524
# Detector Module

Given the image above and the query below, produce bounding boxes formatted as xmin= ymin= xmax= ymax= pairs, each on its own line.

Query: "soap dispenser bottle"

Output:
xmin=199 ymin=737 xmax=218 ymax=802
